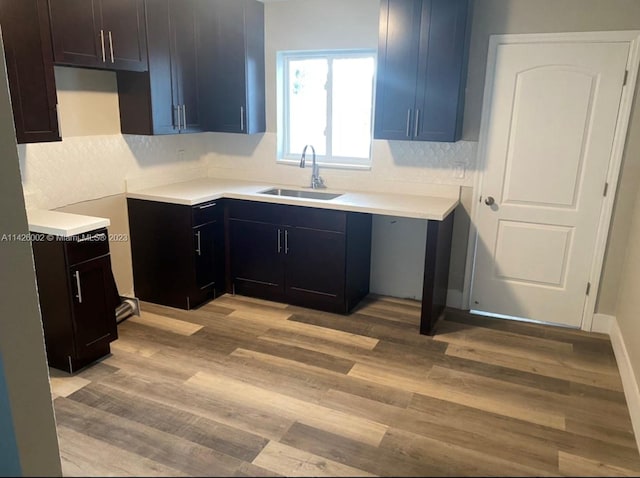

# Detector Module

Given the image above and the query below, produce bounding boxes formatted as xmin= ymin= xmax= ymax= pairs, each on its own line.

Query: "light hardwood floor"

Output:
xmin=49 ymin=294 xmax=640 ymax=477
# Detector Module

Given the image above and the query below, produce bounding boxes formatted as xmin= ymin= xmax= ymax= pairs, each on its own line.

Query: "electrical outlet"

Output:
xmin=178 ymin=149 xmax=185 ymax=161
xmin=453 ymin=161 xmax=466 ymax=179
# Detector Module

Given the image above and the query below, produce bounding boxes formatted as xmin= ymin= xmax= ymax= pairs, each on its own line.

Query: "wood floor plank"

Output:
xmin=446 ymin=343 xmax=624 ymax=391
xmin=187 ymin=371 xmax=389 ymax=447
xmin=381 ymin=427 xmax=558 ymax=477
xmin=558 ymin=450 xmax=640 ymax=477
xmin=68 ymin=382 xmax=269 ymax=462
xmin=128 ymin=310 xmax=204 ymax=336
xmin=49 ymin=294 xmax=640 ymax=477
xmin=435 ymin=320 xmax=618 ymax=376
xmin=57 ymin=425 xmax=189 ymax=477
xmin=252 ymin=441 xmax=376 ymax=477
xmin=421 ymin=365 xmax=567 ymax=429
xmin=99 ymin=370 xmax=295 ymax=442
xmin=229 ymin=348 xmax=414 ymax=408
xmin=280 ymin=421 xmax=454 ymax=477
xmin=49 ymin=375 xmax=90 ymax=398
xmin=54 ymin=397 xmax=244 ymax=476
xmin=232 ymin=308 xmax=379 ymax=350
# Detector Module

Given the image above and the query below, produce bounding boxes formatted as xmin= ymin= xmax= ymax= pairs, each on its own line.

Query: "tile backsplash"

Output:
xmin=19 ymin=131 xmax=478 ymax=209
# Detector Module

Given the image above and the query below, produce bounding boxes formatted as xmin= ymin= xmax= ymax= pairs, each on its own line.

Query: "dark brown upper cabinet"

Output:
xmin=0 ymin=0 xmax=60 ymax=144
xmin=48 ymin=0 xmax=148 ymax=72
xmin=117 ymin=0 xmax=202 ymax=134
xmin=198 ymin=0 xmax=265 ymax=134
xmin=374 ymin=0 xmax=471 ymax=142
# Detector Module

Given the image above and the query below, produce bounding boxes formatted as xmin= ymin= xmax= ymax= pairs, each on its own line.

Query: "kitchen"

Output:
xmin=2 ymin=0 xmax=640 ymax=476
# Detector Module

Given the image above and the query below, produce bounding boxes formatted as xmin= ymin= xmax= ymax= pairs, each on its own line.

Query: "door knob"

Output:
xmin=484 ymin=196 xmax=495 ymax=206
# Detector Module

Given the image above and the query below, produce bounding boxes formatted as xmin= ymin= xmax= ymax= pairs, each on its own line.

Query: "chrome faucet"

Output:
xmin=299 ymin=144 xmax=325 ymax=189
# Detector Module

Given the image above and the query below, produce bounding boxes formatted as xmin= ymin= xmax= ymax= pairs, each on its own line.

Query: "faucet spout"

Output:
xmin=299 ymin=144 xmax=325 ymax=189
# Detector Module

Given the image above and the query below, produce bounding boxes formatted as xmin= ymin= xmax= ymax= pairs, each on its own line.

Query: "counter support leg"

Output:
xmin=420 ymin=212 xmax=454 ymax=335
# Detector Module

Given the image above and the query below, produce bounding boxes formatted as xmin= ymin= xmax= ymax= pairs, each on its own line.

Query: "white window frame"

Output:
xmin=277 ymin=49 xmax=376 ymax=170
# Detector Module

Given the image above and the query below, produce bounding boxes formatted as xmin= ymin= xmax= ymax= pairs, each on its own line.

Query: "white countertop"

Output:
xmin=127 ymin=178 xmax=459 ymax=221
xmin=28 ymin=209 xmax=110 ymax=237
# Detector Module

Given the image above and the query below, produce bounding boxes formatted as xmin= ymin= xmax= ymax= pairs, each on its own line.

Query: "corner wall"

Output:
xmin=0 ymin=35 xmax=61 ymax=476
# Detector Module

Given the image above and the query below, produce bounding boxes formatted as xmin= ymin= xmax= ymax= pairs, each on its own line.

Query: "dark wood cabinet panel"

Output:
xmin=228 ymin=219 xmax=285 ymax=301
xmin=199 ymin=0 xmax=265 ymax=134
xmin=48 ymin=0 xmax=147 ymax=71
xmin=374 ymin=0 xmax=470 ymax=142
xmin=373 ymin=0 xmax=422 ymax=141
xmin=128 ymin=198 xmax=224 ymax=310
xmin=0 ymin=0 xmax=60 ymax=144
xmin=227 ymin=200 xmax=370 ymax=313
xmin=70 ymin=255 xmax=119 ymax=362
xmin=99 ymin=0 xmax=148 ymax=71
xmin=170 ymin=0 xmax=202 ymax=132
xmin=31 ymin=228 xmax=119 ymax=373
xmin=118 ymin=0 xmax=202 ymax=134
xmin=48 ymin=0 xmax=102 ymax=68
xmin=285 ymin=227 xmax=346 ymax=310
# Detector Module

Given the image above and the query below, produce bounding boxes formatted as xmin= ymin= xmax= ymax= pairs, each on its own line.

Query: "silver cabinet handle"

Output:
xmin=277 ymin=229 xmax=282 ymax=253
xmin=182 ymin=105 xmax=187 ymax=131
xmin=414 ymin=109 xmax=420 ymax=138
xmin=406 ymin=109 xmax=412 ymax=137
xmin=198 ymin=202 xmax=216 ymax=210
xmin=108 ymin=31 xmax=114 ymax=63
xmin=100 ymin=30 xmax=106 ymax=62
xmin=240 ymin=106 xmax=245 ymax=132
xmin=175 ymin=105 xmax=180 ymax=130
xmin=74 ymin=271 xmax=83 ymax=304
xmin=284 ymin=230 xmax=289 ymax=254
xmin=195 ymin=231 xmax=202 ymax=256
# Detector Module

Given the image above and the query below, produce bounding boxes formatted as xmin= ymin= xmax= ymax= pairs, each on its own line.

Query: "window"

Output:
xmin=278 ymin=50 xmax=376 ymax=168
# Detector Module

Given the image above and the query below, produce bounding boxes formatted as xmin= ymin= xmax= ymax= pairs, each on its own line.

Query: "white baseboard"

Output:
xmin=608 ymin=317 xmax=640 ymax=453
xmin=591 ymin=313 xmax=614 ymax=334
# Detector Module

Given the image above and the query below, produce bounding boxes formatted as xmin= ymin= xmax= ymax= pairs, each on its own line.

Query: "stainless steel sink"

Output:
xmin=259 ymin=187 xmax=343 ymax=200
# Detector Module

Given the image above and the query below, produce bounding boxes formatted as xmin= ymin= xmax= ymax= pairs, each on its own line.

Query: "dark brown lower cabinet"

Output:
xmin=31 ymin=228 xmax=119 ymax=373
xmin=127 ymin=198 xmax=225 ymax=310
xmin=227 ymin=200 xmax=372 ymax=314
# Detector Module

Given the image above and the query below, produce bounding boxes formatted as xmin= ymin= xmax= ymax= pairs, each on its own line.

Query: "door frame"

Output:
xmin=462 ymin=31 xmax=640 ymax=331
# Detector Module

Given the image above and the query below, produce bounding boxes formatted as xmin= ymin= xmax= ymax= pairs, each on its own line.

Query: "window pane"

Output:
xmin=332 ymin=57 xmax=375 ymax=159
xmin=288 ymin=58 xmax=328 ymax=156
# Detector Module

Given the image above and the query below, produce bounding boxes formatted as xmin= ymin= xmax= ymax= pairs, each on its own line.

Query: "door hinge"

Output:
xmin=603 ymin=182 xmax=609 ymax=197
xmin=586 ymin=282 xmax=591 ymax=296
xmin=623 ymin=70 xmax=629 ymax=86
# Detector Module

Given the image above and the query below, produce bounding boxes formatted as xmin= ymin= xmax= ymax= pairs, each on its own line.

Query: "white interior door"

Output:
xmin=471 ymin=39 xmax=630 ymax=328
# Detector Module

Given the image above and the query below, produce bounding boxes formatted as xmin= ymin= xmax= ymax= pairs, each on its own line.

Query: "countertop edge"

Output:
xmin=126 ymin=181 xmax=459 ymax=221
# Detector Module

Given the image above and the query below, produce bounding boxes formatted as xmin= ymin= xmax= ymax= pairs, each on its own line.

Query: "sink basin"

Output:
xmin=259 ymin=187 xmax=343 ymax=201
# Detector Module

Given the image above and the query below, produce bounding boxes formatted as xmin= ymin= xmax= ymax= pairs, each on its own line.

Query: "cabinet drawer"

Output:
xmin=192 ymin=200 xmax=221 ymax=226
xmin=288 ymin=206 xmax=346 ymax=232
xmin=65 ymin=228 xmax=110 ymax=266
xmin=227 ymin=200 xmax=287 ymax=225
xmin=226 ymin=200 xmax=346 ymax=232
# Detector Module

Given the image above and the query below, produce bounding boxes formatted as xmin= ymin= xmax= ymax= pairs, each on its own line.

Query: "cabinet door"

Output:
xmin=99 ymin=0 xmax=148 ymax=71
xmin=373 ymin=0 xmax=422 ymax=141
xmin=413 ymin=0 xmax=469 ymax=141
xmin=194 ymin=222 xmax=217 ymax=289
xmin=200 ymin=0 xmax=265 ymax=134
xmin=229 ymin=219 xmax=285 ymax=300
xmin=171 ymin=0 xmax=202 ymax=133
xmin=49 ymin=0 xmax=104 ymax=68
xmin=69 ymin=255 xmax=118 ymax=362
xmin=285 ymin=227 xmax=346 ymax=309
xmin=0 ymin=0 xmax=60 ymax=144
